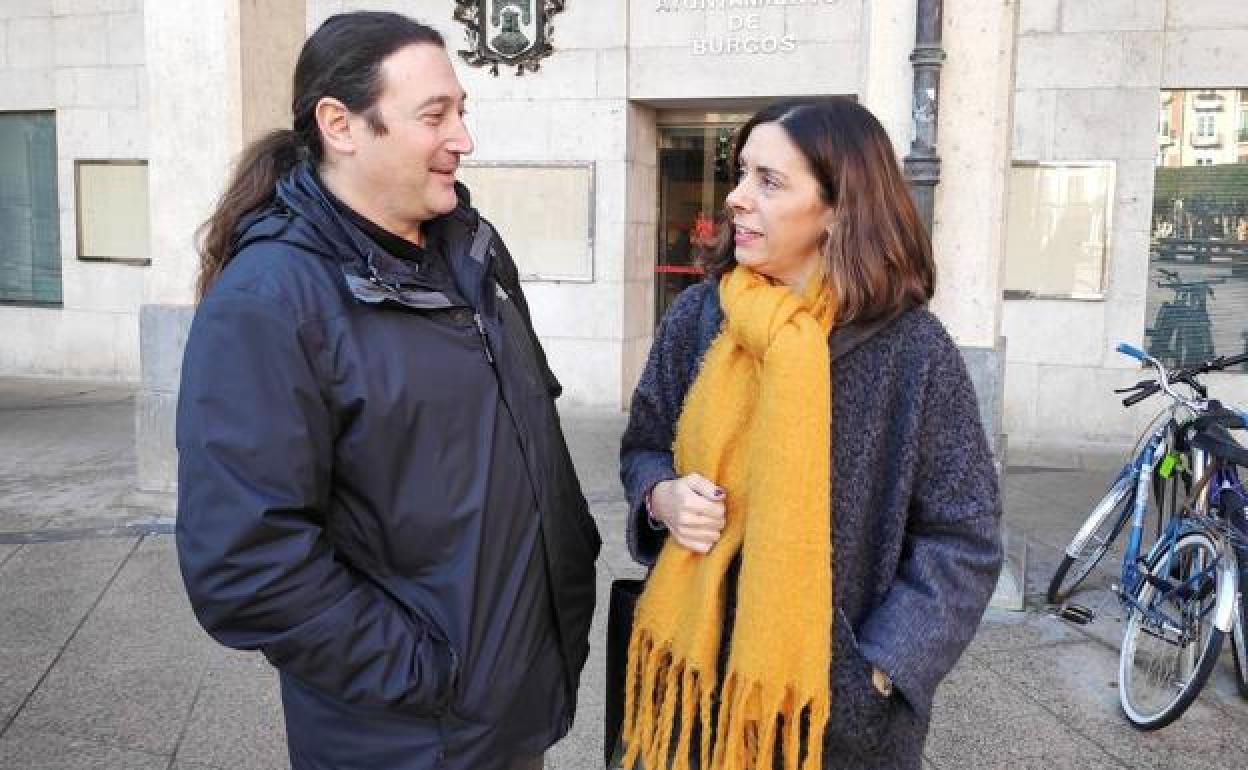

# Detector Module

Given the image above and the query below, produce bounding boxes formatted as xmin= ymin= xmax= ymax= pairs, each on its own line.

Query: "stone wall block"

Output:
xmin=1002 ymin=360 xmax=1039 ymax=437
xmin=559 ymin=0 xmax=627 ymax=49
xmin=1018 ymin=0 xmax=1059 ymax=34
xmin=106 ymin=12 xmax=144 ymax=66
xmin=1104 ymin=228 xmax=1152 ymax=301
xmin=0 ymin=70 xmax=52 ymax=108
xmin=1164 ymin=30 xmax=1248 ymax=86
xmin=1011 ymin=88 xmax=1055 ymax=159
xmin=53 ymin=0 xmax=139 ymax=13
xmin=1060 ymin=0 xmax=1164 ymax=33
xmin=628 ymin=4 xmax=706 ymax=48
xmin=55 ymin=107 xmax=110 ymax=158
xmin=459 ymin=48 xmax=599 ymax=101
xmin=0 ymin=1 xmax=53 ymax=19
xmin=960 ymin=342 xmax=1007 ymax=450
xmin=784 ymin=0 xmax=862 ymax=42
xmin=7 ymin=16 xmax=53 ymax=69
xmin=1002 ymin=300 xmax=1106 ymax=367
xmin=139 ymin=304 xmax=193 ymax=396
xmin=1165 ymin=0 xmax=1248 ymax=30
xmin=545 ymin=100 xmax=627 ymax=161
xmin=629 ymin=41 xmax=860 ymax=100
xmin=53 ymin=13 xmax=109 ymax=67
xmin=1050 ymin=87 xmax=1158 ymax=161
xmin=1121 ymin=31 xmax=1163 ymax=87
xmin=54 ymin=66 xmax=138 ymax=108
xmin=136 ymin=389 xmax=179 ymax=495
xmin=107 ymin=106 xmax=146 ymax=156
xmin=523 ymin=282 xmax=624 ymax=341
xmin=596 ymin=48 xmax=626 ymax=99
xmin=540 ymin=337 xmax=622 ymax=408
xmin=1016 ymin=33 xmax=1126 ymax=90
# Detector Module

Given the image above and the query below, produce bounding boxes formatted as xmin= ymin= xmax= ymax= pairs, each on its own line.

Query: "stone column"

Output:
xmin=929 ymin=0 xmax=1017 ymax=451
xmin=930 ymin=0 xmax=1021 ymax=608
xmin=136 ymin=0 xmax=304 ymax=506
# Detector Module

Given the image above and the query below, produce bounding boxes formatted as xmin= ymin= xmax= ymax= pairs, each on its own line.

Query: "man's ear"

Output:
xmin=315 ymin=96 xmax=355 ymax=156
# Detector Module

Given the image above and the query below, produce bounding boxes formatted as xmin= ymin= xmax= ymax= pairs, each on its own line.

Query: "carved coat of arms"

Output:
xmin=453 ymin=1 xmax=566 ymax=76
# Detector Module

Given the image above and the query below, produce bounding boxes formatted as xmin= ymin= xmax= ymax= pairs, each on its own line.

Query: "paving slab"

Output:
xmin=11 ymin=536 xmax=215 ymax=756
xmin=963 ymin=607 xmax=1089 ymax=658
xmin=929 ymin=658 xmax=1047 ymax=727
xmin=547 ymin=568 xmax=614 ymax=770
xmin=0 ymin=539 xmax=136 ymax=728
xmin=0 ymin=725 xmax=167 ymax=770
xmin=173 ymin=649 xmax=286 ymax=770
xmin=975 ymin=638 xmax=1248 ymax=767
xmin=925 ymin=709 xmax=1124 ymax=768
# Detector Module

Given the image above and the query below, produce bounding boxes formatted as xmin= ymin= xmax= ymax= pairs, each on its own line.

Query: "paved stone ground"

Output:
xmin=1 ymin=378 xmax=1246 ymax=769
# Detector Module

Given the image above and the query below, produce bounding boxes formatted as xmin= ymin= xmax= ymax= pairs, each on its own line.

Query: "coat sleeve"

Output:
xmin=175 ymin=288 xmax=456 ymax=713
xmin=855 ymin=335 xmax=1004 ymax=721
xmin=619 ymin=285 xmax=708 ymax=566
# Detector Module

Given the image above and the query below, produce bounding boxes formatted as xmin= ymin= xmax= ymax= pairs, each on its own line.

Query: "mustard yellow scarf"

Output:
xmin=623 ymin=265 xmax=834 ymax=770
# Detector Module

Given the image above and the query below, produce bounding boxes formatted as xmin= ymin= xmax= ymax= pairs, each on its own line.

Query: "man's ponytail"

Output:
xmin=194 ymin=129 xmax=300 ymax=300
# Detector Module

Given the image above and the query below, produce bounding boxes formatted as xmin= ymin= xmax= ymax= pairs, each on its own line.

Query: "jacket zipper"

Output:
xmin=473 ymin=312 xmax=495 ymax=365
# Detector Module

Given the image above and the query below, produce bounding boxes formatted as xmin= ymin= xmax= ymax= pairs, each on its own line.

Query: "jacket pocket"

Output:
xmin=827 ymin=607 xmax=897 ymax=758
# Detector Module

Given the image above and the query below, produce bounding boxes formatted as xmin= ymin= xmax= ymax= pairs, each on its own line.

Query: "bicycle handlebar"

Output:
xmin=1114 ymin=347 xmax=1248 ymax=408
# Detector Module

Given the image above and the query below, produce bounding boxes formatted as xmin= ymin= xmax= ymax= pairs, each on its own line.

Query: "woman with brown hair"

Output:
xmin=619 ymin=97 xmax=1002 ymax=770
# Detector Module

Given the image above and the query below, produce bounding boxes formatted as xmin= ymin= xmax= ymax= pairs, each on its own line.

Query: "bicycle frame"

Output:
xmin=1128 ymin=450 xmax=1242 ymax=636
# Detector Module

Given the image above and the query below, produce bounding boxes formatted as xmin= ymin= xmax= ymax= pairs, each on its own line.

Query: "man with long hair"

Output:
xmin=175 ymin=12 xmax=599 ymax=769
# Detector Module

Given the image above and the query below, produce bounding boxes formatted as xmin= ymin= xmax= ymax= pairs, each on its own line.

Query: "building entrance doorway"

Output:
xmin=654 ymin=112 xmax=750 ymax=326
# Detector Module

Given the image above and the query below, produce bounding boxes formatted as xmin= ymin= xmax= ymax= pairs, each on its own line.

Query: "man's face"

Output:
xmin=348 ymin=44 xmax=474 ymax=228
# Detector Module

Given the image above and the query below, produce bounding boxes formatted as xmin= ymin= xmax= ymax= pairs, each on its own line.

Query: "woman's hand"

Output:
xmin=648 ymin=473 xmax=726 ymax=554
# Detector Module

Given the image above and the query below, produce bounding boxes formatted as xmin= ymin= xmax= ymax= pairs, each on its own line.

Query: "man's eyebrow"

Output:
xmin=415 ymin=92 xmax=468 ymax=111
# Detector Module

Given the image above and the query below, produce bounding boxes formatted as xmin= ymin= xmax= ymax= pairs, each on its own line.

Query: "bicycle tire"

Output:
xmin=1233 ymin=617 xmax=1248 ymax=699
xmin=1047 ymin=483 xmax=1133 ymax=604
xmin=1231 ymin=552 xmax=1248 ymax=698
xmin=1119 ymin=530 xmax=1225 ymax=730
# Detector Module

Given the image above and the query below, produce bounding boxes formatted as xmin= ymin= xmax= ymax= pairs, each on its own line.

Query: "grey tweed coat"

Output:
xmin=620 ymin=281 xmax=1003 ymax=770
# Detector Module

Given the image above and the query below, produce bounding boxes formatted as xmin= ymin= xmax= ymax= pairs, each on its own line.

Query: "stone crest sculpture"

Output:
xmin=453 ymin=0 xmax=566 ymax=76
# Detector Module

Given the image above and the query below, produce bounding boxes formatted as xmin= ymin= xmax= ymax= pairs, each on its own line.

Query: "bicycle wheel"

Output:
xmin=1047 ymin=477 xmax=1133 ymax=604
xmin=1119 ymin=530 xmax=1225 ymax=730
xmin=1231 ymin=541 xmax=1248 ymax=698
xmin=1232 ymin=603 xmax=1248 ymax=698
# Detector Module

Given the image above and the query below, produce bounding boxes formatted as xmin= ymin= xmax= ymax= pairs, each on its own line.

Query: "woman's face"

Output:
xmin=724 ymin=122 xmax=834 ymax=288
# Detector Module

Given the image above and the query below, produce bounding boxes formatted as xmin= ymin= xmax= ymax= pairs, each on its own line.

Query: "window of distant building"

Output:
xmin=0 ymin=112 xmax=61 ymax=305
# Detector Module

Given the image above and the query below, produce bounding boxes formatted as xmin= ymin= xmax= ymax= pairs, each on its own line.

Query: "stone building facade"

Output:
xmin=1 ymin=1 xmax=1247 ymax=481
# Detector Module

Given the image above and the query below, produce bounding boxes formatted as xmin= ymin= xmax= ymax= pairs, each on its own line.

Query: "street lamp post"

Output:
xmin=904 ymin=0 xmax=945 ymax=233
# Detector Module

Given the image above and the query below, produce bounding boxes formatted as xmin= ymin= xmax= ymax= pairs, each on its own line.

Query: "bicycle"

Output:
xmin=1045 ymin=348 xmax=1248 ymax=605
xmin=1044 ymin=344 xmax=1248 ymax=728
xmin=1111 ymin=355 xmax=1248 ymax=727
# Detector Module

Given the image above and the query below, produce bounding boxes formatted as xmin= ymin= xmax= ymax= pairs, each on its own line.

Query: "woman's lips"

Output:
xmin=734 ymin=225 xmax=762 ymax=246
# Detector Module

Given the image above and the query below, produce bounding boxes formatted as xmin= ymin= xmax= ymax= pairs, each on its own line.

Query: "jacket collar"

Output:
xmin=828 ymin=301 xmax=919 ymax=363
xmin=270 ymin=162 xmax=484 ymax=311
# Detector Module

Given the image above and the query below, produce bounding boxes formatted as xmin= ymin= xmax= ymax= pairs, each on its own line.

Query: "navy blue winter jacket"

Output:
xmin=176 ymin=163 xmax=600 ymax=769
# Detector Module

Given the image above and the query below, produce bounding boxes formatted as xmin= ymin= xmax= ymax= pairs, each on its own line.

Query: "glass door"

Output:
xmin=655 ymin=117 xmax=745 ymax=326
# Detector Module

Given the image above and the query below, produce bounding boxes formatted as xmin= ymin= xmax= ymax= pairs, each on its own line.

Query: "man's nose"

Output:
xmin=448 ymin=114 xmax=474 ymax=155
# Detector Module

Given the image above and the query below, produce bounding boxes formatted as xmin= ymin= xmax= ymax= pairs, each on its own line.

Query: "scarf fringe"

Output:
xmin=623 ymin=630 xmax=829 ymax=770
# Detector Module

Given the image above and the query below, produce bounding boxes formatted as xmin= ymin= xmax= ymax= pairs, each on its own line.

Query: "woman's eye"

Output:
xmin=423 ymin=113 xmax=444 ymax=124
